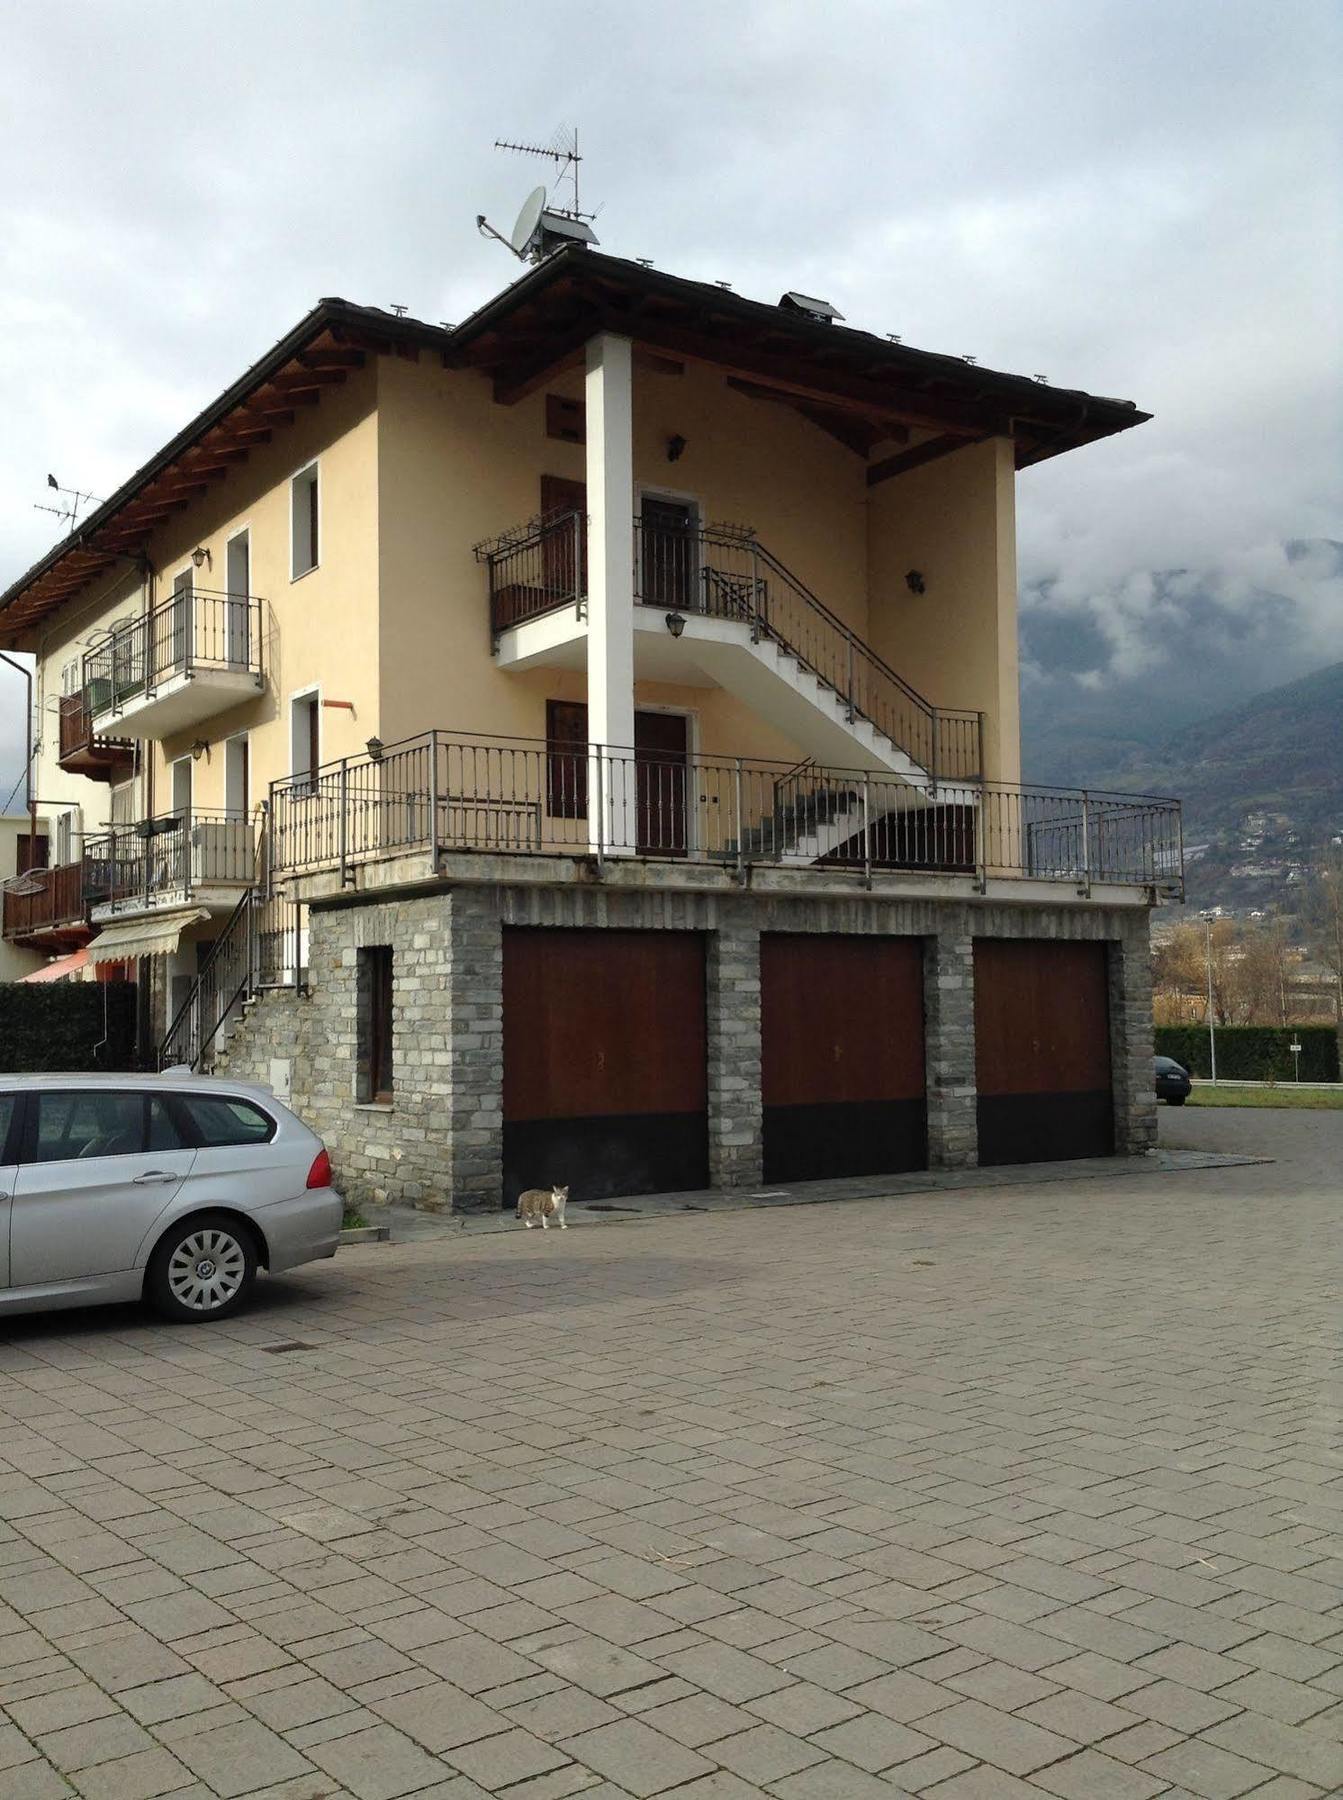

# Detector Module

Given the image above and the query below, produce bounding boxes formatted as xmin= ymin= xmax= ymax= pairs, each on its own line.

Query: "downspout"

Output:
xmin=0 ymin=650 xmax=38 ymax=859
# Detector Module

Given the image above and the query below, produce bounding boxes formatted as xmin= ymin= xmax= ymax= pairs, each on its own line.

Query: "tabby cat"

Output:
xmin=516 ymin=1184 xmax=569 ymax=1229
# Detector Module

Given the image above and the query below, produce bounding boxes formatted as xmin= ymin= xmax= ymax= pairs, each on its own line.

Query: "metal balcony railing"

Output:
xmin=82 ymin=808 xmax=257 ymax=913
xmin=475 ymin=509 xmax=586 ymax=636
xmin=83 ymin=588 xmax=263 ymax=720
xmin=158 ymin=883 xmax=303 ymax=1071
xmin=268 ymin=728 xmax=1184 ymax=896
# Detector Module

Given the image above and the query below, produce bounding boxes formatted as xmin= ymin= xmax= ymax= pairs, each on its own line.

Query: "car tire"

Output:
xmin=146 ymin=1213 xmax=258 ymax=1323
xmin=1165 ymin=1094 xmax=1187 ymax=1106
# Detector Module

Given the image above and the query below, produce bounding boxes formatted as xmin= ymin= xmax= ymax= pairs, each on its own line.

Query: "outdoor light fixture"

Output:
xmin=906 ymin=570 xmax=926 ymax=595
xmin=665 ymin=612 xmax=686 ymax=639
xmin=189 ymin=739 xmax=208 ymax=762
xmin=366 ymin=736 xmax=385 ymax=763
xmin=191 ymin=545 xmax=211 ymax=570
xmin=666 ymin=433 xmax=687 ymax=462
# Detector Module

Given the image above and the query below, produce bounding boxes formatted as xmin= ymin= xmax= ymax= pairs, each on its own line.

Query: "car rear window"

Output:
xmin=178 ymin=1094 xmax=276 ymax=1147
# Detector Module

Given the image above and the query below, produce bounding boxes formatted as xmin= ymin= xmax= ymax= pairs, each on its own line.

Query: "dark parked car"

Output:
xmin=1154 ymin=1055 xmax=1192 ymax=1105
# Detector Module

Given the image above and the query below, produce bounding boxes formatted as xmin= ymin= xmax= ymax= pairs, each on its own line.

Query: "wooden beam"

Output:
xmin=726 ymin=376 xmax=910 ymax=450
xmin=866 ymin=434 xmax=975 ymax=488
xmin=297 ymin=348 xmax=365 ymax=370
xmin=492 ymin=339 xmax=588 ymax=406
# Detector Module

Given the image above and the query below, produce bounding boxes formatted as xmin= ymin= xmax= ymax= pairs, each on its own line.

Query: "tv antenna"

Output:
xmin=33 ymin=473 xmax=101 ymax=533
xmin=477 ymin=126 xmax=600 ymax=265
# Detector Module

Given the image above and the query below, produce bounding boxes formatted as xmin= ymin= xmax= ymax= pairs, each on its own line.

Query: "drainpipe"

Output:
xmin=0 ymin=651 xmax=39 ymax=861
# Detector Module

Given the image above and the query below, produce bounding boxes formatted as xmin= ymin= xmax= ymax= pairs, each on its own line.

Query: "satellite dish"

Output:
xmin=510 ymin=187 xmax=547 ymax=256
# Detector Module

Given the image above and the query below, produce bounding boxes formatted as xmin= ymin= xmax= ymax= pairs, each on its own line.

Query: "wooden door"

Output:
xmin=761 ymin=935 xmax=927 ymax=1182
xmin=974 ymin=939 xmax=1113 ymax=1165
xmin=540 ymin=475 xmax=586 ymax=601
xmin=635 ymin=712 xmax=688 ymax=855
xmin=640 ymin=497 xmax=697 ymax=608
xmin=502 ymin=928 xmax=708 ymax=1206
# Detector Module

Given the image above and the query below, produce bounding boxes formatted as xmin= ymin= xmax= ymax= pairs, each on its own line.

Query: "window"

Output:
xmin=55 ymin=811 xmax=74 ymax=866
xmin=60 ymin=659 xmax=80 ymax=697
xmin=546 ymin=699 xmax=588 ymax=819
xmin=291 ymin=462 xmax=319 ymax=578
xmin=177 ymin=1094 xmax=275 ymax=1146
xmin=224 ymin=736 xmax=249 ymax=820
xmin=29 ymin=1091 xmax=145 ymax=1164
xmin=110 ymin=781 xmax=135 ymax=829
xmin=291 ymin=693 xmax=320 ymax=792
xmin=16 ymin=833 xmax=48 ymax=875
xmin=357 ymin=946 xmax=394 ymax=1103
xmin=0 ymin=1095 xmax=17 ymax=1164
xmin=545 ymin=394 xmax=585 ymax=443
xmin=148 ymin=1098 xmax=188 ymax=1151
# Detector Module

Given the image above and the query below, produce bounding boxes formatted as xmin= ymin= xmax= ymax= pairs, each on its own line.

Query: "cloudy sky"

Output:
xmin=1 ymin=0 xmax=1339 ymax=801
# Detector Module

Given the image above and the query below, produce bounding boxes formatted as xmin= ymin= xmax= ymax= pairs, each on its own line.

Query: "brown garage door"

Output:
xmin=761 ymin=935 xmax=926 ymax=1183
xmin=502 ymin=928 xmax=708 ymax=1206
xmin=974 ymin=938 xmax=1113 ymax=1165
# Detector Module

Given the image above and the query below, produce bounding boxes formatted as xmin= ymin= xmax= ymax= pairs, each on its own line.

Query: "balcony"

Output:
xmin=83 ymin=809 xmax=257 ymax=921
xmin=83 ymin=588 xmax=264 ymax=738
xmin=57 ymin=692 xmax=134 ymax=781
xmin=268 ymin=728 xmax=1183 ymax=902
xmin=477 ymin=514 xmax=983 ymax=784
xmin=1 ymin=859 xmax=94 ymax=951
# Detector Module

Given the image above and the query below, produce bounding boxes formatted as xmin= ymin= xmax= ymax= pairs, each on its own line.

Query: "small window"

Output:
xmin=61 ymin=659 xmax=80 ymax=697
xmin=545 ymin=394 xmax=585 ymax=443
xmin=178 ymin=1094 xmax=276 ymax=1146
xmin=291 ymin=463 xmax=319 ymax=578
xmin=110 ymin=781 xmax=135 ymax=829
xmin=29 ymin=1091 xmax=144 ymax=1164
xmin=0 ymin=1095 xmax=17 ymax=1165
xmin=358 ymin=946 xmax=394 ymax=1103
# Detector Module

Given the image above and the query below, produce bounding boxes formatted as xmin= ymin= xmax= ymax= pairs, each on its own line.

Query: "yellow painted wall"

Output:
xmin=866 ymin=436 xmax=1021 ymax=783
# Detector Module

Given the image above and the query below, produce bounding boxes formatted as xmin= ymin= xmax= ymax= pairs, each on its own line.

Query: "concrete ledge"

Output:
xmin=338 ymin=1224 xmax=391 ymax=1244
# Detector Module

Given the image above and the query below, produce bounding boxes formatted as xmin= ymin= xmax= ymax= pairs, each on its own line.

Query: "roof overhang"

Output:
xmin=1 ymin=248 xmax=1150 ymax=639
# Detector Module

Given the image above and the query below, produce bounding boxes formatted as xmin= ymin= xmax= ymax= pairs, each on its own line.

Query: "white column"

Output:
xmin=585 ymin=332 xmax=635 ymax=855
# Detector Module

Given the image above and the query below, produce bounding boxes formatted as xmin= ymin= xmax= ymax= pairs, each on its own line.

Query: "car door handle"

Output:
xmin=131 ymin=1170 xmax=178 ymax=1185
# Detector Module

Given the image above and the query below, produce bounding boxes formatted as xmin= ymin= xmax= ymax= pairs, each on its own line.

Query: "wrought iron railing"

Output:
xmin=83 ymin=808 xmax=256 ymax=913
xmin=1 ymin=860 xmax=89 ymax=941
xmin=476 ymin=511 xmax=586 ymax=637
xmin=268 ymin=729 xmax=1183 ymax=895
xmin=634 ymin=520 xmax=983 ymax=781
xmin=158 ymin=882 xmax=303 ymax=1071
xmin=83 ymin=588 xmax=263 ymax=719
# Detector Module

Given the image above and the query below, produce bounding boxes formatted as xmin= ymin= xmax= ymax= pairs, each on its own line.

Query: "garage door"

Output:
xmin=502 ymin=928 xmax=708 ymax=1206
xmin=761 ymin=935 xmax=926 ymax=1183
xmin=974 ymin=939 xmax=1113 ymax=1166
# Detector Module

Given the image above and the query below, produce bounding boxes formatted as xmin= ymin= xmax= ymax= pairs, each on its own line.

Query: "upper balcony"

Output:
xmin=83 ymin=587 xmax=264 ymax=738
xmin=57 ymin=691 xmax=134 ymax=782
xmin=477 ymin=512 xmax=984 ymax=786
xmin=83 ymin=808 xmax=257 ymax=923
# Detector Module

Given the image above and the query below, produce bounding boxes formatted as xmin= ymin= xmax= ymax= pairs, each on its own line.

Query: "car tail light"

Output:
xmin=306 ymin=1148 xmax=332 ymax=1190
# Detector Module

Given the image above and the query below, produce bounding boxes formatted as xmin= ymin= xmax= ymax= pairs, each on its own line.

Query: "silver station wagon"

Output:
xmin=0 ymin=1074 xmax=343 ymax=1324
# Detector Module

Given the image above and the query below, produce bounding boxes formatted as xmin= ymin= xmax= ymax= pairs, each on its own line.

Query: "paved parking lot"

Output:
xmin=0 ymin=1107 xmax=1340 ymax=1800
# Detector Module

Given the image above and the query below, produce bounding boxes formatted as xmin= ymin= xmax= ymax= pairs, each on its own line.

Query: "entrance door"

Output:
xmin=635 ymin=712 xmax=688 ymax=855
xmin=761 ymin=935 xmax=927 ymax=1182
xmin=640 ymin=497 xmax=697 ymax=609
xmin=540 ymin=475 xmax=586 ymax=603
xmin=503 ymin=928 xmax=708 ymax=1206
xmin=974 ymin=939 xmax=1113 ymax=1165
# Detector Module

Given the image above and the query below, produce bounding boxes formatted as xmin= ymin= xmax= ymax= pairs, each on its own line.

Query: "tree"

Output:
xmin=1302 ymin=846 xmax=1343 ymax=991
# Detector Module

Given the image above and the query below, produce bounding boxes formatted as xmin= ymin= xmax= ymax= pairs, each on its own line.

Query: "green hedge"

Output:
xmin=0 ymin=982 xmax=138 ymax=1073
xmin=1156 ymin=1024 xmax=1340 ymax=1083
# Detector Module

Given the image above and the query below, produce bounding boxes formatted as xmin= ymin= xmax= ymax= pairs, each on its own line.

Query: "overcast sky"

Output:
xmin=1 ymin=0 xmax=1339 ymax=804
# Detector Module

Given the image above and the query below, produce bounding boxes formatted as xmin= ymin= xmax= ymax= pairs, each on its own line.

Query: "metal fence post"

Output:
xmin=846 ymin=635 xmax=856 ymax=721
xmin=734 ymin=758 xmax=745 ymax=881
xmin=976 ymin=711 xmax=986 ymax=783
xmin=1080 ymin=788 xmax=1092 ymax=895
xmin=861 ymin=774 xmax=872 ymax=887
xmin=595 ymin=749 xmax=606 ymax=870
xmin=338 ymin=759 xmax=349 ymax=888
xmin=427 ymin=731 xmax=440 ymax=868
xmin=929 ymin=709 xmax=941 ymax=794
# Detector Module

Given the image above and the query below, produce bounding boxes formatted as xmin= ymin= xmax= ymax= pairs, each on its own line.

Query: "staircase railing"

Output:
xmin=639 ymin=520 xmax=983 ymax=780
xmin=158 ymin=823 xmax=303 ymax=1071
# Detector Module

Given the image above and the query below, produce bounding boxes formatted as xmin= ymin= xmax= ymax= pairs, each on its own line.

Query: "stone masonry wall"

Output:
xmin=213 ymin=878 xmax=1158 ymax=1213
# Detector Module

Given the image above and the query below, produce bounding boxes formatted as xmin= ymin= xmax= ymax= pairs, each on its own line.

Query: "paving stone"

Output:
xmin=948 ymin=1659 xmax=1061 ymax=1711
xmin=843 ymin=1669 xmax=956 ymax=1724
xmin=1215 ymin=1667 xmax=1335 ymax=1724
xmin=37 ymin=1713 xmax=156 ymax=1774
xmin=707 ymin=1720 xmax=827 ymax=1781
xmin=167 ymin=1717 xmax=313 ymax=1797
xmin=806 ymin=1710 xmax=933 ymax=1771
xmin=1038 ymin=1651 xmax=1155 ymax=1702
xmin=922 ymin=1695 xmax=1079 ymax=1775
xmin=559 ymin=1717 xmax=713 ymax=1796
xmin=1203 ymin=1712 xmax=1343 ymax=1789
xmin=1115 ymin=1676 xmax=1242 ymax=1733
xmin=444 ymin=1725 xmax=571 ymax=1788
xmin=656 ymin=1643 xmax=793 ymax=1703
xmin=1031 ymin=1746 xmax=1169 ymax=1799
xmin=768 ymin=1759 xmax=924 ymax=1797
xmin=637 ymin=1693 xmax=755 ymax=1748
xmin=67 ymin=1746 xmax=195 ymax=1799
xmin=1140 ymin=1735 xmax=1278 ymax=1797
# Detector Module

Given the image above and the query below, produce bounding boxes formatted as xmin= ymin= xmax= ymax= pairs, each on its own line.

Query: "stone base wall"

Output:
xmin=213 ymin=879 xmax=1158 ymax=1213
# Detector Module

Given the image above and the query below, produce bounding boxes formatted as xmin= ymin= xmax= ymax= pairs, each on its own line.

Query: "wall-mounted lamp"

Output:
xmin=191 ymin=545 xmax=212 ymax=570
xmin=905 ymin=569 xmax=926 ymax=596
xmin=366 ymin=736 xmax=385 ymax=763
xmin=666 ymin=434 xmax=687 ymax=463
xmin=665 ymin=612 xmax=686 ymax=639
xmin=189 ymin=739 xmax=209 ymax=762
